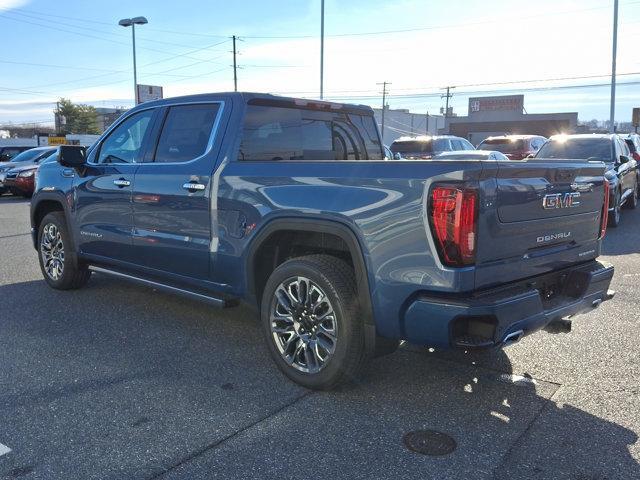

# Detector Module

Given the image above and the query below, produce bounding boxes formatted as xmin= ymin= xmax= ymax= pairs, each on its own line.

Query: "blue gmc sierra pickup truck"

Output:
xmin=31 ymin=92 xmax=614 ymax=389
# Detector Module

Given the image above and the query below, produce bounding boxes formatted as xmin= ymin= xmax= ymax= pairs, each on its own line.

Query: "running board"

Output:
xmin=89 ymin=266 xmax=229 ymax=308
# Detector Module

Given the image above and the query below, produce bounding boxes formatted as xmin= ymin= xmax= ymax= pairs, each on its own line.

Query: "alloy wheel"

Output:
xmin=270 ymin=276 xmax=338 ymax=374
xmin=40 ymin=223 xmax=65 ymax=281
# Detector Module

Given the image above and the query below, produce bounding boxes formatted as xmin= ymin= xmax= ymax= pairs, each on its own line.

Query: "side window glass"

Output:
xmin=462 ymin=139 xmax=474 ymax=150
xmin=98 ymin=110 xmax=154 ymax=164
xmin=155 ymin=104 xmax=220 ymax=163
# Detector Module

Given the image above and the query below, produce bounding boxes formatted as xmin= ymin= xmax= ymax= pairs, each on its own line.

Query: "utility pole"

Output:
xmin=426 ymin=111 xmax=429 ymax=135
xmin=320 ymin=0 xmax=324 ymax=99
xmin=377 ymin=81 xmax=390 ymax=142
xmin=232 ymin=35 xmax=238 ymax=92
xmin=441 ymin=86 xmax=453 ymax=119
xmin=441 ymin=86 xmax=454 ymax=134
xmin=609 ymin=0 xmax=619 ymax=133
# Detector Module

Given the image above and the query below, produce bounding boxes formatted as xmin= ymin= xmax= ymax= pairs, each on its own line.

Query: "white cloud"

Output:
xmin=0 ymin=0 xmax=29 ymax=10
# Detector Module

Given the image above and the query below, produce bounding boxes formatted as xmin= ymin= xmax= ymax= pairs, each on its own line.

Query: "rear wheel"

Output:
xmin=261 ymin=254 xmax=366 ymax=390
xmin=608 ymin=190 xmax=621 ymax=227
xmin=38 ymin=212 xmax=91 ymax=290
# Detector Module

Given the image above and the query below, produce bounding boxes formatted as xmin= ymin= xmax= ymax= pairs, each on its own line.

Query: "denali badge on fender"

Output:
xmin=542 ymin=192 xmax=581 ymax=209
xmin=537 ymin=232 xmax=571 ymax=243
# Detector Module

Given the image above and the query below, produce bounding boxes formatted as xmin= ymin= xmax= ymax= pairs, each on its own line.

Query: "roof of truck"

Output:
xmin=135 ymin=91 xmax=375 ymax=114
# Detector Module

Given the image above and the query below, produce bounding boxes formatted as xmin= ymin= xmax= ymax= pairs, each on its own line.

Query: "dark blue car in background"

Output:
xmin=30 ymin=92 xmax=614 ymax=389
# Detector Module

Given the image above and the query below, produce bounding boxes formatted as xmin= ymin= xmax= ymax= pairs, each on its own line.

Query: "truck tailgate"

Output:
xmin=474 ymin=159 xmax=607 ymax=290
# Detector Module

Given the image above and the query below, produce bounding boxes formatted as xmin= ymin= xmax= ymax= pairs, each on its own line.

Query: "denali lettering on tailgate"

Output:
xmin=537 ymin=232 xmax=571 ymax=243
xmin=542 ymin=192 xmax=581 ymax=209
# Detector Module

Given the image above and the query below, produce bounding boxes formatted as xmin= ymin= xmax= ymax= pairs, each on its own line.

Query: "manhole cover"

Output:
xmin=403 ymin=430 xmax=456 ymax=456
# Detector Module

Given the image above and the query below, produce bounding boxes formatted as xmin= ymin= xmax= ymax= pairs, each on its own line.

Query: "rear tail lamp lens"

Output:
xmin=429 ymin=185 xmax=478 ymax=266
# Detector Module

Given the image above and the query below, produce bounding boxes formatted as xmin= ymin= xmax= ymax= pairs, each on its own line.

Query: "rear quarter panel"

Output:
xmin=214 ymin=160 xmax=488 ymax=339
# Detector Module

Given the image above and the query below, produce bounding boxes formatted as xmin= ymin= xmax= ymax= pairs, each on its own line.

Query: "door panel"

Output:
xmin=74 ymin=164 xmax=138 ymax=261
xmin=74 ymin=108 xmax=156 ymax=263
xmin=131 ymin=102 xmax=224 ymax=280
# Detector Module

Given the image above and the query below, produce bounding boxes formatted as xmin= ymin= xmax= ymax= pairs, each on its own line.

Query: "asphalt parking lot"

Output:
xmin=0 ymin=195 xmax=638 ymax=480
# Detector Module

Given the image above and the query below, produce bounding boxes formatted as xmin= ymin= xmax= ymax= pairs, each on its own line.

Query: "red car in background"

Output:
xmin=477 ymin=134 xmax=547 ymax=160
xmin=3 ymin=150 xmax=57 ymax=198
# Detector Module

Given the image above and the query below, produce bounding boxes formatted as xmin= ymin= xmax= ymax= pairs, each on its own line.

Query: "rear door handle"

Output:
xmin=182 ymin=182 xmax=205 ymax=192
xmin=113 ymin=178 xmax=131 ymax=188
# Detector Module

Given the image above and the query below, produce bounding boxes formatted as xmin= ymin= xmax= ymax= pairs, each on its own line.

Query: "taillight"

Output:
xmin=430 ymin=185 xmax=478 ymax=266
xmin=632 ymin=152 xmax=640 ymax=162
xmin=599 ymin=180 xmax=610 ymax=239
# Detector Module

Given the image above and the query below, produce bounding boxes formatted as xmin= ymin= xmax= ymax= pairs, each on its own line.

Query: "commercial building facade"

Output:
xmin=444 ymin=94 xmax=578 ymax=145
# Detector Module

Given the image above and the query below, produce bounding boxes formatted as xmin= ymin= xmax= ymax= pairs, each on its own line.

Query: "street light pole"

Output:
xmin=119 ymin=16 xmax=148 ymax=105
xmin=320 ymin=0 xmax=324 ymax=99
xmin=131 ymin=23 xmax=138 ymax=104
xmin=609 ymin=0 xmax=619 ymax=133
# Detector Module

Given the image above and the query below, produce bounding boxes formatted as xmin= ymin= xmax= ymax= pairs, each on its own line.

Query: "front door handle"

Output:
xmin=182 ymin=182 xmax=206 ymax=192
xmin=113 ymin=178 xmax=131 ymax=188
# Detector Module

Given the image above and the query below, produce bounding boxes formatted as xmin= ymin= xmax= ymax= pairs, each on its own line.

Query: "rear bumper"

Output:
xmin=402 ymin=260 xmax=614 ymax=348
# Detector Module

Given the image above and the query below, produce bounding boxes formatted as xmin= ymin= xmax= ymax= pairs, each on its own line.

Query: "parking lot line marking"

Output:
xmin=0 ymin=443 xmax=11 ymax=457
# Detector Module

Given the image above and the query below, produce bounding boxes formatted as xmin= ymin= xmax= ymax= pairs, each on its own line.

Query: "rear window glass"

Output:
xmin=536 ymin=138 xmax=613 ymax=162
xmin=239 ymin=105 xmax=383 ymax=161
xmin=390 ymin=139 xmax=449 ymax=154
xmin=478 ymin=138 xmax=526 ymax=153
xmin=155 ymin=104 xmax=220 ymax=163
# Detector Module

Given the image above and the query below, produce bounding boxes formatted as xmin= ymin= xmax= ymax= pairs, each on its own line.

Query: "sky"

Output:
xmin=0 ymin=0 xmax=638 ymax=127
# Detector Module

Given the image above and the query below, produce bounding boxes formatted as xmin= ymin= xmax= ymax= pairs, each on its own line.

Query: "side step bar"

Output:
xmin=89 ymin=266 xmax=231 ymax=308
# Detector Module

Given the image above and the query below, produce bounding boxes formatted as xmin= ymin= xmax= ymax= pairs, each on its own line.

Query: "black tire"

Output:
xmin=37 ymin=212 xmax=91 ymax=290
xmin=608 ymin=190 xmax=621 ymax=228
xmin=261 ymin=254 xmax=367 ymax=390
xmin=623 ymin=183 xmax=638 ymax=210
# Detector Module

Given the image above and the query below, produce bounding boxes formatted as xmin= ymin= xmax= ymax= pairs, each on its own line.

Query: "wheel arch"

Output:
xmin=245 ymin=218 xmax=376 ymax=340
xmin=30 ymin=192 xmax=75 ymax=253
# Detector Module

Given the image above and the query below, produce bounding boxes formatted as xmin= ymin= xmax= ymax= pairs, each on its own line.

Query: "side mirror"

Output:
xmin=393 ymin=152 xmax=402 ymax=160
xmin=619 ymin=155 xmax=630 ymax=164
xmin=59 ymin=145 xmax=87 ymax=168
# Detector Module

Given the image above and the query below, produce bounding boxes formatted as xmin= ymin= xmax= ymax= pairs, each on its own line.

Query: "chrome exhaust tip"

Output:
xmin=503 ymin=330 xmax=524 ymax=345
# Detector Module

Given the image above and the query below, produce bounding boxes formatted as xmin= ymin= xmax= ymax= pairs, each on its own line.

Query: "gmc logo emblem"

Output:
xmin=542 ymin=192 xmax=581 ymax=209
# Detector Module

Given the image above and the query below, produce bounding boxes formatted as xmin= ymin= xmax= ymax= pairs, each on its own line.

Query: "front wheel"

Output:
xmin=261 ymin=255 xmax=367 ymax=390
xmin=38 ymin=212 xmax=91 ymax=290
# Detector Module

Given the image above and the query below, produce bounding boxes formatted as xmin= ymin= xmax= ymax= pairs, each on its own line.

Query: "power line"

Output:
xmin=241 ymin=1 xmax=640 ymax=39
xmin=5 ymin=0 xmax=638 ymax=44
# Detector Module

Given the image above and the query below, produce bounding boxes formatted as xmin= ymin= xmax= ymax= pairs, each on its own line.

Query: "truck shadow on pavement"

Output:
xmin=0 ymin=277 xmax=637 ymax=479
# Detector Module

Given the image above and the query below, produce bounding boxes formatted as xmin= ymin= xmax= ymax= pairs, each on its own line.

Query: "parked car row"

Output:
xmin=0 ymin=146 xmax=57 ymax=197
xmin=388 ymin=132 xmax=639 ymax=227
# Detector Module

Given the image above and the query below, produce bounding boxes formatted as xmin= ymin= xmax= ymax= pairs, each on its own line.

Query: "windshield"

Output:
xmin=391 ymin=139 xmax=448 ymax=154
xmin=9 ymin=148 xmax=53 ymax=163
xmin=478 ymin=138 xmax=526 ymax=153
xmin=536 ymin=138 xmax=613 ymax=162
